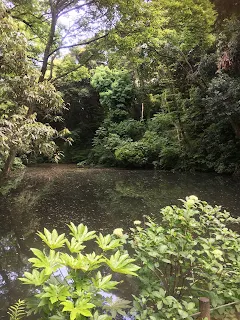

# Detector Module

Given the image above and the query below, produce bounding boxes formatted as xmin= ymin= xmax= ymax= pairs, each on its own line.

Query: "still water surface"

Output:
xmin=0 ymin=165 xmax=240 ymax=318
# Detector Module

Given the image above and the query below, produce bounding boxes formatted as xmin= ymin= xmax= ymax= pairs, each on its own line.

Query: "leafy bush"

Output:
xmin=18 ymin=223 xmax=140 ymax=319
xmin=130 ymin=196 xmax=240 ymax=320
xmin=115 ymin=141 xmax=149 ymax=167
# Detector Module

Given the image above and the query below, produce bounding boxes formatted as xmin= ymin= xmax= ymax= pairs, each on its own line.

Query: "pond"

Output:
xmin=0 ymin=165 xmax=240 ymax=319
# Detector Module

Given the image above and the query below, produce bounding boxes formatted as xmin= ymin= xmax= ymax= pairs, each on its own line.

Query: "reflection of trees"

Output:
xmin=0 ymin=174 xmax=52 ymax=318
xmin=94 ymin=171 xmax=183 ymax=228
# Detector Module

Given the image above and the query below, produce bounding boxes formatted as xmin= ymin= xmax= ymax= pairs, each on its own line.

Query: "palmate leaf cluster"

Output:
xmin=130 ymin=196 xmax=240 ymax=320
xmin=18 ymin=222 xmax=140 ymax=320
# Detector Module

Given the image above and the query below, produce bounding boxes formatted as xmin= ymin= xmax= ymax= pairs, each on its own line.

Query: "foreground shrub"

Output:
xmin=18 ymin=223 xmax=139 ymax=319
xmin=130 ymin=196 xmax=240 ymax=320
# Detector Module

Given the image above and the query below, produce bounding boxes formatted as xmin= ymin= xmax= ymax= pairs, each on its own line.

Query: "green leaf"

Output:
xmin=61 ymin=299 xmax=95 ymax=320
xmin=105 ymin=250 xmax=140 ymax=276
xmin=65 ymin=237 xmax=86 ymax=253
xmin=103 ymin=297 xmax=131 ymax=318
xmin=68 ymin=222 xmax=96 ymax=242
xmin=96 ymin=233 xmax=123 ymax=251
xmin=7 ymin=300 xmax=26 ymax=320
xmin=37 ymin=228 xmax=65 ymax=249
xmin=40 ymin=284 xmax=70 ymax=304
xmin=61 ymin=252 xmax=103 ymax=271
xmin=19 ymin=269 xmax=49 ymax=286
xmin=92 ymin=271 xmax=119 ymax=291
xmin=28 ymin=248 xmax=62 ymax=275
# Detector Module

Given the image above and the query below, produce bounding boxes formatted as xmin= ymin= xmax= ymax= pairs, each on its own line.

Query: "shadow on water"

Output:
xmin=0 ymin=164 xmax=240 ymax=318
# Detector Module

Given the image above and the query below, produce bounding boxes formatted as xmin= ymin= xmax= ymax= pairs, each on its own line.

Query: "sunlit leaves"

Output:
xmin=18 ymin=222 xmax=139 ymax=319
xmin=38 ymin=284 xmax=70 ymax=305
xmin=96 ymin=233 xmax=123 ymax=251
xmin=37 ymin=229 xmax=65 ymax=249
xmin=92 ymin=271 xmax=119 ymax=291
xmin=105 ymin=250 xmax=140 ymax=276
xmin=61 ymin=299 xmax=95 ymax=320
xmin=61 ymin=252 xmax=103 ymax=271
xmin=68 ymin=222 xmax=96 ymax=242
xmin=65 ymin=237 xmax=85 ymax=253
xmin=19 ymin=269 xmax=49 ymax=286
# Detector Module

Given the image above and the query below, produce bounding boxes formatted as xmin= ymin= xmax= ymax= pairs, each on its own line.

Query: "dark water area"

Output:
xmin=0 ymin=165 xmax=240 ymax=318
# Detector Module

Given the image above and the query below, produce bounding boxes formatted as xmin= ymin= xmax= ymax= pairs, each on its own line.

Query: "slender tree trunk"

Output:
xmin=1 ymin=147 xmax=17 ymax=178
xmin=39 ymin=2 xmax=58 ymax=82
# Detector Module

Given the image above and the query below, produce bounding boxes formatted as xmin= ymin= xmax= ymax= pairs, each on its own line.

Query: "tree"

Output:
xmin=0 ymin=4 xmax=66 ymax=177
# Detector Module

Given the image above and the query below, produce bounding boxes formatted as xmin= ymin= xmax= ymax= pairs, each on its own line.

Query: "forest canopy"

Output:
xmin=1 ymin=0 xmax=240 ymax=175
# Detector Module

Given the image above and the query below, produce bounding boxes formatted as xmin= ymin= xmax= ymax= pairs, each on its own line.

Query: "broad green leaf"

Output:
xmin=105 ymin=250 xmax=140 ymax=276
xmin=68 ymin=222 xmax=96 ymax=242
xmin=92 ymin=271 xmax=119 ymax=291
xmin=61 ymin=252 xmax=103 ymax=271
xmin=40 ymin=284 xmax=70 ymax=304
xmin=96 ymin=233 xmax=122 ymax=251
xmin=37 ymin=228 xmax=65 ymax=249
xmin=65 ymin=237 xmax=86 ymax=253
xmin=103 ymin=297 xmax=131 ymax=318
xmin=19 ymin=269 xmax=49 ymax=286
xmin=61 ymin=299 xmax=95 ymax=320
xmin=28 ymin=248 xmax=62 ymax=275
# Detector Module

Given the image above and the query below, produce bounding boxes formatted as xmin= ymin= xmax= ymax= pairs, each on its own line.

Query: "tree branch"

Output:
xmin=48 ymin=33 xmax=109 ymax=57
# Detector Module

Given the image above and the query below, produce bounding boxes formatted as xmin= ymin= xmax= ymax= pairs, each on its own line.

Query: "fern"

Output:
xmin=7 ymin=300 xmax=26 ymax=320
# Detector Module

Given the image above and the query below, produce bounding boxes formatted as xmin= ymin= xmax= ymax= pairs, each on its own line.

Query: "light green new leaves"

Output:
xmin=28 ymin=248 xmax=62 ymax=275
xmin=92 ymin=271 xmax=119 ymax=291
xmin=19 ymin=269 xmax=49 ymax=286
xmin=37 ymin=228 xmax=65 ymax=249
xmin=61 ymin=299 xmax=95 ymax=320
xmin=68 ymin=222 xmax=96 ymax=243
xmin=65 ymin=237 xmax=86 ymax=254
xmin=19 ymin=222 xmax=139 ymax=319
xmin=96 ymin=233 xmax=123 ymax=251
xmin=105 ymin=250 xmax=140 ymax=276
xmin=38 ymin=284 xmax=70 ymax=304
xmin=61 ymin=252 xmax=103 ymax=271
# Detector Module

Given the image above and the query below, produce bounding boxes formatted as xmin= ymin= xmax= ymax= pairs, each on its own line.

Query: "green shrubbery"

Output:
xmin=130 ymin=196 xmax=240 ymax=320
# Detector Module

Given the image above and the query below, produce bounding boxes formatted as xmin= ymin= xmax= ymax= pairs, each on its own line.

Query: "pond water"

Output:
xmin=0 ymin=165 xmax=240 ymax=318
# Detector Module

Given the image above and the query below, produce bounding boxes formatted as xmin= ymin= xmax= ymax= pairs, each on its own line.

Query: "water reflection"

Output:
xmin=0 ymin=165 xmax=240 ymax=318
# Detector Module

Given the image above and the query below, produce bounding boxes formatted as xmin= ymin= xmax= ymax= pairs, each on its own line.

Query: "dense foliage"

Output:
xmin=2 ymin=0 xmax=240 ymax=174
xmin=130 ymin=196 xmax=240 ymax=319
